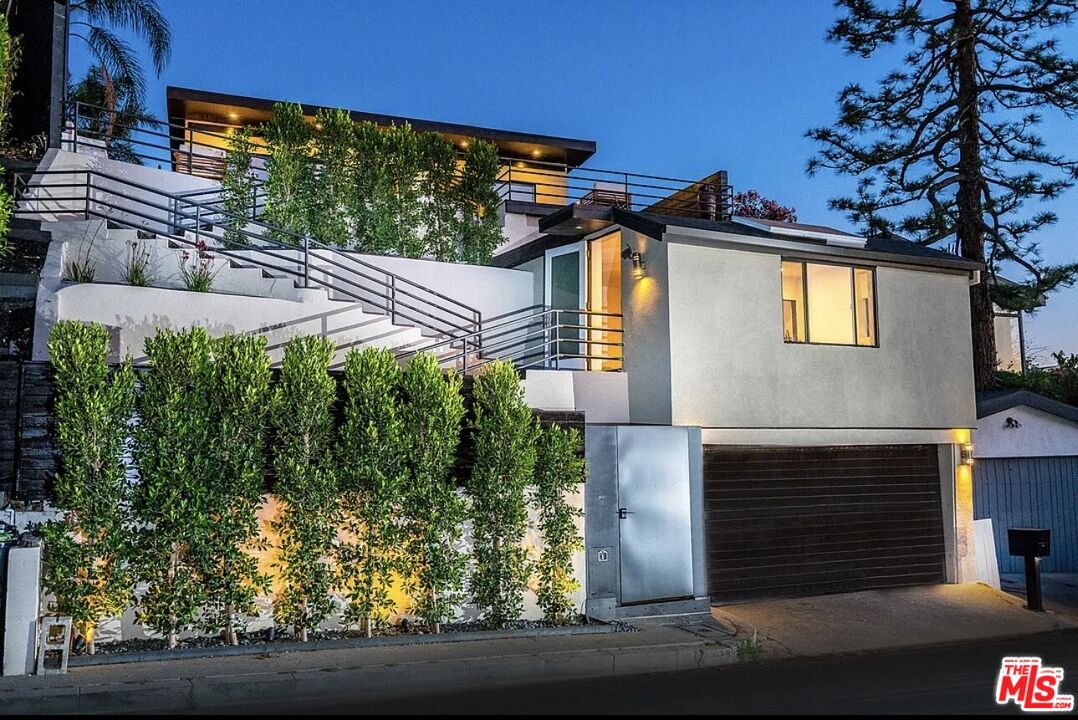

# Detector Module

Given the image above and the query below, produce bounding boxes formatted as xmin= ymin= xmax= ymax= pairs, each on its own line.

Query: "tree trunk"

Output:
xmin=953 ymin=0 xmax=997 ymax=390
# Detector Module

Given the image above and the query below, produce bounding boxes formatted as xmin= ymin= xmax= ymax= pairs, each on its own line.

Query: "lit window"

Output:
xmin=780 ymin=260 xmax=877 ymax=347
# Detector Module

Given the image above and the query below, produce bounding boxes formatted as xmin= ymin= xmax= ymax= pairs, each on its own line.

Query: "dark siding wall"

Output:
xmin=0 ymin=360 xmax=55 ymax=500
xmin=704 ymin=444 xmax=946 ymax=603
xmin=974 ymin=456 xmax=1078 ymax=573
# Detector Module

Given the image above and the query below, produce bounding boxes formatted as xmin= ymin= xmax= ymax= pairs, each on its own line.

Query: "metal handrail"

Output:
xmin=397 ymin=306 xmax=624 ymax=372
xmin=63 ymin=99 xmax=732 ymax=221
xmin=13 ymin=168 xmax=482 ymax=345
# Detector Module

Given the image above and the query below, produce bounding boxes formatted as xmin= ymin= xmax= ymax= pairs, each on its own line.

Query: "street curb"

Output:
xmin=67 ymin=622 xmax=621 ymax=668
xmin=0 ymin=639 xmax=739 ymax=714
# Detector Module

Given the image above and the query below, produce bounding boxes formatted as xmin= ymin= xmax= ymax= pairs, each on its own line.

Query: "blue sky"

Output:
xmin=68 ymin=0 xmax=1078 ymax=357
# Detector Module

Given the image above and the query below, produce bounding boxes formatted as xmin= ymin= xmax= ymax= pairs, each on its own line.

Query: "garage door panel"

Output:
xmin=708 ymin=527 xmax=945 ymax=557
xmin=705 ymin=444 xmax=946 ymax=603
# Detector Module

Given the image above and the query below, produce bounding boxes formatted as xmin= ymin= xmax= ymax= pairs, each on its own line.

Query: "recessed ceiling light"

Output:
xmin=461 ymin=140 xmax=470 ymax=149
xmin=531 ymin=149 xmax=541 ymax=158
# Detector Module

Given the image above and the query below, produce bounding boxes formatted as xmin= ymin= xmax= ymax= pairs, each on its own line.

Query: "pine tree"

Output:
xmin=808 ymin=0 xmax=1078 ymax=389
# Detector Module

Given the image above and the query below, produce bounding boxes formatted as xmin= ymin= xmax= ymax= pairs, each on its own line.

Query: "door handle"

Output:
xmin=617 ymin=507 xmax=634 ymax=520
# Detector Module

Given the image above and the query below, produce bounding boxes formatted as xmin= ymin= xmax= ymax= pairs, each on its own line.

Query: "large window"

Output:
xmin=781 ymin=260 xmax=877 ymax=346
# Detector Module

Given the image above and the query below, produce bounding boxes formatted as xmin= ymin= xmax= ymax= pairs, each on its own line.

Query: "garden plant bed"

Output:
xmin=69 ymin=618 xmax=634 ymax=667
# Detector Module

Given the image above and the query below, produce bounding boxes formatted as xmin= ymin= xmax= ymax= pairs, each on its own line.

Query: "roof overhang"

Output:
xmin=166 ymin=86 xmax=597 ymax=166
xmin=976 ymin=389 xmax=1078 ymax=424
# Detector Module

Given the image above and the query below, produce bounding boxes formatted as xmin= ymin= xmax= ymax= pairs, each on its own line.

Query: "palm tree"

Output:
xmin=67 ymin=0 xmax=172 ymax=114
xmin=69 ymin=64 xmax=159 ymax=164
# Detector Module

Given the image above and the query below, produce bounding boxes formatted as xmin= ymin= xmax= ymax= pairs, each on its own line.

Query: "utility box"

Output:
xmin=2 ymin=539 xmax=43 ymax=676
xmin=1008 ymin=528 xmax=1051 ymax=558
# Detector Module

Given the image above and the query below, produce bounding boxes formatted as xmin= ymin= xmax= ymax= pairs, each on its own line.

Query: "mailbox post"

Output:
xmin=1007 ymin=528 xmax=1051 ymax=612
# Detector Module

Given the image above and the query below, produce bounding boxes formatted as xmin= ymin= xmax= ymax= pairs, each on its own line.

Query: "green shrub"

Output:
xmin=456 ymin=140 xmax=504 ymax=264
xmin=532 ymin=424 xmax=586 ymax=624
xmin=271 ymin=335 xmax=340 ymax=641
xmin=200 ymin=335 xmax=272 ymax=644
xmin=467 ymin=361 xmax=538 ymax=628
xmin=261 ymin=102 xmax=315 ymax=243
xmin=0 ymin=14 xmax=20 ymax=145
xmin=41 ymin=321 xmax=136 ymax=653
xmin=997 ymin=351 xmax=1078 ymax=407
xmin=221 ymin=126 xmax=257 ymax=247
xmin=337 ymin=347 xmax=406 ymax=635
xmin=309 ymin=108 xmax=356 ymax=246
xmin=132 ymin=327 xmax=214 ymax=648
xmin=400 ymin=352 xmax=466 ymax=632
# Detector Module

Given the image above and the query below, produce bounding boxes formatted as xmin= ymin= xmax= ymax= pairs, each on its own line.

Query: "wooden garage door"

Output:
xmin=705 ymin=445 xmax=946 ymax=603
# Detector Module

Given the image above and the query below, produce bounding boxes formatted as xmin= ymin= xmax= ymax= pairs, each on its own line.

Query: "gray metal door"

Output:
xmin=974 ymin=456 xmax=1078 ymax=573
xmin=617 ymin=426 xmax=694 ymax=604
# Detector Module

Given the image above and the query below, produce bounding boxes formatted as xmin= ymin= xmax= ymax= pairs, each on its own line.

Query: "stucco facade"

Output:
xmin=620 ymin=229 xmax=977 ymax=442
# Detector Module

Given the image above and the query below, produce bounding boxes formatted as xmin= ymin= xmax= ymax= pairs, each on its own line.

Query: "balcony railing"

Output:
xmin=62 ymin=100 xmax=734 ymax=221
xmin=498 ymin=160 xmax=732 ymax=219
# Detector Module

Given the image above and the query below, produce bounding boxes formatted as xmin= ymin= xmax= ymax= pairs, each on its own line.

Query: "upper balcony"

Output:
xmin=63 ymin=93 xmax=734 ymax=232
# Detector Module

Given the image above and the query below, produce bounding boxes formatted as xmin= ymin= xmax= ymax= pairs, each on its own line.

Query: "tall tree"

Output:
xmin=68 ymin=0 xmax=171 ymax=112
xmin=732 ymin=189 xmax=798 ymax=222
xmin=808 ymin=0 xmax=1078 ymax=389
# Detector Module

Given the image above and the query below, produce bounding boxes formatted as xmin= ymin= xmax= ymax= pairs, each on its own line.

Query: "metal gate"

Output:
xmin=973 ymin=456 xmax=1078 ymax=573
xmin=616 ymin=426 xmax=694 ymax=604
xmin=704 ymin=444 xmax=947 ymax=603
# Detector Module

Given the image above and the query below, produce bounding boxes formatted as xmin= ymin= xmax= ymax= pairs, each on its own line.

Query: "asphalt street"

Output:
xmin=218 ymin=628 xmax=1078 ymax=715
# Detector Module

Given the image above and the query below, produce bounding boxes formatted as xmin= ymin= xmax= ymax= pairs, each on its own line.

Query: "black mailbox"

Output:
xmin=1008 ymin=528 xmax=1051 ymax=558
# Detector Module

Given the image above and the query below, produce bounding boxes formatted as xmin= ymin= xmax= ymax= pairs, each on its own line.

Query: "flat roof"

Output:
xmin=166 ymin=86 xmax=597 ymax=167
xmin=505 ymin=204 xmax=982 ymax=273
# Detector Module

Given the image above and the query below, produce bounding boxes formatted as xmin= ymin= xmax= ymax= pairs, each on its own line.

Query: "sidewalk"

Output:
xmin=0 ymin=620 xmax=741 ymax=714
xmin=712 ymin=582 xmax=1075 ymax=660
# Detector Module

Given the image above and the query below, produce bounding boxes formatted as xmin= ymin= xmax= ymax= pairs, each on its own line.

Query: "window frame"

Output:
xmin=781 ymin=258 xmax=879 ymax=348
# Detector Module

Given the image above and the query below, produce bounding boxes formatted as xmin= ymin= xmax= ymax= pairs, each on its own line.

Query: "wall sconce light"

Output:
xmin=1005 ymin=416 xmax=1022 ymax=429
xmin=622 ymin=245 xmax=646 ymax=279
xmin=960 ymin=442 xmax=975 ymax=466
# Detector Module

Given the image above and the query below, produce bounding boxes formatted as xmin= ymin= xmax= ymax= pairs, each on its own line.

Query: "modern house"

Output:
xmin=10 ymin=85 xmax=983 ymax=621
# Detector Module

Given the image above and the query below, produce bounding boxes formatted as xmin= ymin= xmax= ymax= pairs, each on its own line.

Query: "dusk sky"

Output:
xmin=69 ymin=0 xmax=1078 ymax=358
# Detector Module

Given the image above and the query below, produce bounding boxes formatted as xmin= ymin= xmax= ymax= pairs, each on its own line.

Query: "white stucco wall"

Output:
xmin=621 ymin=230 xmax=673 ymax=425
xmin=973 ymin=405 xmax=1078 ymax=458
xmin=25 ymin=149 xmax=219 ymax=234
xmin=629 ymin=234 xmax=976 ymax=434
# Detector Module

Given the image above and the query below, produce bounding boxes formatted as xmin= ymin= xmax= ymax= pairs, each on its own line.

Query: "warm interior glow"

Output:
xmin=780 ymin=261 xmax=806 ymax=342
xmin=854 ymin=267 xmax=876 ymax=346
xmin=781 ymin=260 xmax=877 ymax=346
xmin=807 ymin=263 xmax=855 ymax=344
xmin=588 ymin=231 xmax=623 ymax=371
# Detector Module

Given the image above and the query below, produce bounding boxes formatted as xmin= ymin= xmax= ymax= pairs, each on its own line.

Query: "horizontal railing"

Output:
xmin=399 ymin=304 xmax=624 ymax=372
xmin=63 ymin=100 xmax=733 ymax=221
xmin=12 ymin=169 xmax=482 ymax=347
xmin=498 ymin=159 xmax=733 ymax=219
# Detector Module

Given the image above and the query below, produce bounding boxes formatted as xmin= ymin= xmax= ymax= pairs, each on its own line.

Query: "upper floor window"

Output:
xmin=781 ymin=260 xmax=877 ymax=346
xmin=504 ymin=181 xmax=537 ymax=203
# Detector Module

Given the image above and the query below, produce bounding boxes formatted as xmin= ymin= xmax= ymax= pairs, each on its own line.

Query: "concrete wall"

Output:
xmin=974 ymin=406 xmax=1078 ymax=458
xmin=341 ymin=251 xmax=535 ymax=322
xmin=662 ymin=237 xmax=977 ymax=433
xmin=620 ymin=230 xmax=672 ymax=425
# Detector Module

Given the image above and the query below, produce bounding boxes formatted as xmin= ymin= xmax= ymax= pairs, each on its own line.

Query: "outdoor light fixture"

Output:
xmin=1005 ymin=416 xmax=1023 ymax=429
xmin=622 ymin=245 xmax=646 ymax=279
xmin=960 ymin=442 xmax=975 ymax=466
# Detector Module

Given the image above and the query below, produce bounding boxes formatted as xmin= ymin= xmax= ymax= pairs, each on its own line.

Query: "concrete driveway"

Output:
xmin=1001 ymin=572 xmax=1078 ymax=620
xmin=711 ymin=582 xmax=1075 ymax=659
